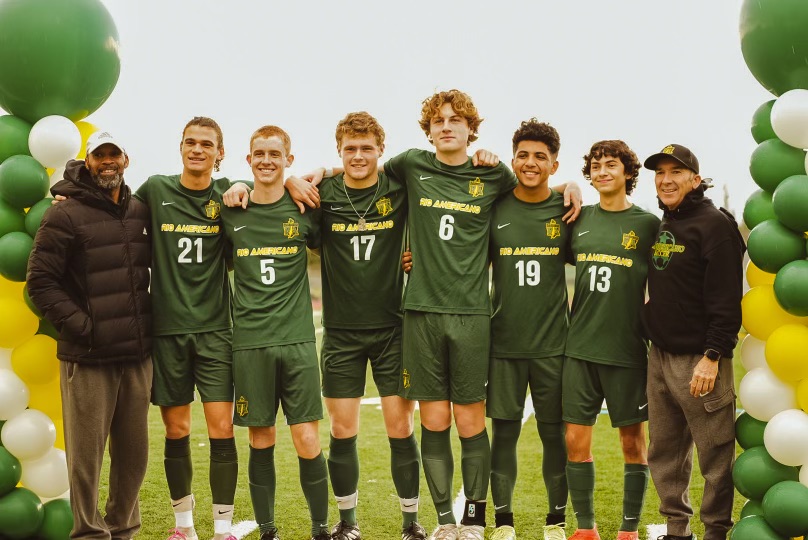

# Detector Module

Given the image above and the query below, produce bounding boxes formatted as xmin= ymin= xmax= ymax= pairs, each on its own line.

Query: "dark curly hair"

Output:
xmin=582 ymin=140 xmax=641 ymax=195
xmin=512 ymin=118 xmax=560 ymax=155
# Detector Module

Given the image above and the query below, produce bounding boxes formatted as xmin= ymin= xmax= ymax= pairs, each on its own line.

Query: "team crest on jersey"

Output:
xmin=376 ymin=197 xmax=393 ymax=217
xmin=468 ymin=177 xmax=484 ymax=197
xmin=621 ymin=230 xmax=639 ymax=250
xmin=204 ymin=199 xmax=221 ymax=220
xmin=282 ymin=218 xmax=299 ymax=239
xmin=546 ymin=219 xmax=561 ymax=239
xmin=402 ymin=369 xmax=411 ymax=389
xmin=236 ymin=396 xmax=249 ymax=417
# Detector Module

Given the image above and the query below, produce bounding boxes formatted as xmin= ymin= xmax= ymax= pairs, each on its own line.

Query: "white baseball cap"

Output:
xmin=86 ymin=131 xmax=126 ymax=155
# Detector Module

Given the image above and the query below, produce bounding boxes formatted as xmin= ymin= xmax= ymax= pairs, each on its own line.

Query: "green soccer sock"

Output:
xmin=299 ymin=452 xmax=330 ymax=537
xmin=389 ymin=434 xmax=421 ymax=528
xmin=164 ymin=436 xmax=193 ymax=500
xmin=209 ymin=438 xmax=238 ymax=506
xmin=621 ymin=464 xmax=649 ymax=532
xmin=248 ymin=445 xmax=277 ymax=534
xmin=490 ymin=419 xmax=520 ymax=515
xmin=567 ymin=461 xmax=595 ymax=529
xmin=420 ymin=425 xmax=455 ymax=525
xmin=327 ymin=435 xmax=359 ymax=526
xmin=460 ymin=428 xmax=490 ymax=527
xmin=537 ymin=421 xmax=569 ymax=516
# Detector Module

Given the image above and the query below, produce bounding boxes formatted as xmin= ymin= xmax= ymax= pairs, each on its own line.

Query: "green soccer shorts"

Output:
xmin=320 ymin=326 xmax=402 ymax=398
xmin=232 ymin=342 xmax=323 ymax=427
xmin=401 ymin=311 xmax=489 ymax=404
xmin=487 ymin=355 xmax=564 ymax=423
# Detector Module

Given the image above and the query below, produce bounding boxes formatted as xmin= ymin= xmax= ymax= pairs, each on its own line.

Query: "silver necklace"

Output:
xmin=341 ymin=177 xmax=381 ymax=231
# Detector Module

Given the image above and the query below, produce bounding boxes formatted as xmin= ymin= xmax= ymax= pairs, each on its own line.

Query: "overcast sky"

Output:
xmin=87 ymin=0 xmax=771 ymax=216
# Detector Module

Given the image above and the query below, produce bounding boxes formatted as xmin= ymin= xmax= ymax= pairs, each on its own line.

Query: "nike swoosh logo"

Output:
xmin=578 ymin=230 xmax=590 ymax=236
xmin=419 ymin=175 xmax=432 ymax=180
xmin=624 ymin=516 xmax=637 ymax=520
xmin=555 ymin=504 xmax=566 ymax=510
xmin=218 ymin=510 xmax=230 ymax=515
xmin=439 ymin=511 xmax=452 ymax=516
xmin=494 ymin=504 xmax=508 ymax=510
xmin=402 ymin=503 xmax=417 ymax=509
xmin=639 ymin=403 xmax=648 ymax=410
xmin=162 ymin=201 xmax=175 ymax=206
xmin=497 ymin=223 xmax=510 ymax=229
xmin=172 ymin=502 xmax=182 ymax=508
xmin=331 ymin=206 xmax=343 ymax=210
xmin=234 ymin=226 xmax=246 ymax=231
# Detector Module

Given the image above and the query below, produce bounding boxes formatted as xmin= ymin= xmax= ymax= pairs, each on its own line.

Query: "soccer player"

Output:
xmin=221 ymin=126 xmax=328 ymax=540
xmin=562 ymin=141 xmax=661 ymax=540
xmin=135 ymin=117 xmax=238 ymax=540
xmin=486 ymin=119 xmax=570 ymax=540
xmin=318 ymin=112 xmax=424 ymax=540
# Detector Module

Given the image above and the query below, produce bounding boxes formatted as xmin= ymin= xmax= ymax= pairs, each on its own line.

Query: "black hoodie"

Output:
xmin=27 ymin=160 xmax=152 ymax=364
xmin=642 ymin=187 xmax=746 ymax=357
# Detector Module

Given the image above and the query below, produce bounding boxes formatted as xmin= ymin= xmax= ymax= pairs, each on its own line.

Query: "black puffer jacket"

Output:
xmin=27 ymin=160 xmax=152 ymax=364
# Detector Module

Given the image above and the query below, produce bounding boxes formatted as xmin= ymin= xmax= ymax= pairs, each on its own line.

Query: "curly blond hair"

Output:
xmin=418 ymin=89 xmax=482 ymax=145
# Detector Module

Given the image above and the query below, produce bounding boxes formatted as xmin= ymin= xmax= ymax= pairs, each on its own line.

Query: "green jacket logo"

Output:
xmin=652 ymin=230 xmax=685 ymax=270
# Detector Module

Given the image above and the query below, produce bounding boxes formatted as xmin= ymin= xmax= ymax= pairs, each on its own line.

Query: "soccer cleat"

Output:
xmin=167 ymin=528 xmax=199 ymax=540
xmin=656 ymin=536 xmax=696 ymax=540
xmin=402 ymin=521 xmax=427 ymax=540
xmin=569 ymin=526 xmax=600 ymax=540
xmin=331 ymin=520 xmax=361 ymax=540
xmin=428 ymin=523 xmax=458 ymax=540
xmin=212 ymin=535 xmax=237 ymax=540
xmin=543 ymin=523 xmax=566 ymax=540
xmin=617 ymin=532 xmax=638 ymax=540
xmin=311 ymin=531 xmax=331 ymax=540
xmin=457 ymin=525 xmax=485 ymax=540
xmin=491 ymin=525 xmax=516 ymax=540
xmin=259 ymin=530 xmax=280 ymax=540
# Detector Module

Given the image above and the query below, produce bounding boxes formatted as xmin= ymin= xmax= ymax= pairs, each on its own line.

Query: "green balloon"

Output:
xmin=774 ymin=260 xmax=808 ymax=316
xmin=740 ymin=498 xmax=765 ymax=519
xmin=22 ymin=285 xmax=41 ymax=319
xmin=732 ymin=446 xmax=799 ymax=500
xmin=741 ymin=0 xmax=808 ymax=96
xmin=730 ymin=515 xmax=787 ymax=540
xmin=36 ymin=499 xmax=73 ymax=540
xmin=743 ymin=189 xmax=776 ymax=229
xmin=0 ymin=155 xmax=49 ymax=210
xmin=747 ymin=219 xmax=807 ymax=273
xmin=751 ymin=100 xmax=777 ymax=143
xmin=0 ymin=116 xmax=31 ymax=164
xmin=772 ymin=175 xmax=808 ymax=233
xmin=736 ymin=412 xmax=767 ymax=449
xmin=762 ymin=481 xmax=808 ymax=537
xmin=0 ymin=447 xmax=21 ymax=497
xmin=0 ymin=231 xmax=33 ymax=282
xmin=24 ymin=198 xmax=52 ymax=238
xmin=0 ymin=487 xmax=45 ymax=539
xmin=0 ymin=198 xmax=25 ymax=237
xmin=749 ymin=139 xmax=806 ymax=193
xmin=37 ymin=318 xmax=58 ymax=340
xmin=0 ymin=0 xmax=120 ymax=123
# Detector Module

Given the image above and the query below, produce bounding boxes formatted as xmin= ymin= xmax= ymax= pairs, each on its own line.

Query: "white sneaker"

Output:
xmin=429 ymin=524 xmax=459 ymax=540
xmin=543 ymin=523 xmax=566 ymax=540
xmin=458 ymin=525 xmax=485 ymax=540
xmin=491 ymin=525 xmax=516 ymax=540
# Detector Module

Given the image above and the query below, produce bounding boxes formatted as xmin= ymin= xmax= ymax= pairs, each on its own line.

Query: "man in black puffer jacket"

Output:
xmin=28 ymin=131 xmax=152 ymax=540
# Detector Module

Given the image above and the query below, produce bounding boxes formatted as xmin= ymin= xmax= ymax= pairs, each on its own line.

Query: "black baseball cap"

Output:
xmin=643 ymin=144 xmax=699 ymax=174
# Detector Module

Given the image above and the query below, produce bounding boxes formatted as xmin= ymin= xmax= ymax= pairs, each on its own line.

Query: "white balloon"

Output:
xmin=0 ymin=348 xmax=11 ymax=371
xmin=28 ymin=115 xmax=81 ymax=169
xmin=738 ymin=366 xmax=798 ymax=421
xmin=0 ymin=369 xmax=30 ymax=420
xmin=20 ymin=447 xmax=68 ymax=499
xmin=772 ymin=89 xmax=808 ymax=149
xmin=764 ymin=409 xmax=808 ymax=466
xmin=741 ymin=334 xmax=768 ymax=371
xmin=40 ymin=488 xmax=70 ymax=503
xmin=1 ymin=408 xmax=56 ymax=461
xmin=49 ymin=166 xmax=66 ymax=190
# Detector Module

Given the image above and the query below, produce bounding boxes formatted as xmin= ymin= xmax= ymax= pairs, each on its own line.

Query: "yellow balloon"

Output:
xmin=0 ymin=276 xmax=24 ymax=302
xmin=28 ymin=374 xmax=62 ymax=421
xmin=742 ymin=285 xmax=808 ymax=340
xmin=75 ymin=120 xmax=99 ymax=158
xmin=765 ymin=324 xmax=808 ymax=382
xmin=746 ymin=259 xmax=776 ymax=288
xmin=11 ymin=334 xmax=58 ymax=385
xmin=797 ymin=378 xmax=808 ymax=412
xmin=0 ymin=298 xmax=39 ymax=348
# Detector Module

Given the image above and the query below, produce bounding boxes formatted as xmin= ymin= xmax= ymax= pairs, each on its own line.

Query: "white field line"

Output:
xmin=233 ymin=520 xmax=258 ymax=539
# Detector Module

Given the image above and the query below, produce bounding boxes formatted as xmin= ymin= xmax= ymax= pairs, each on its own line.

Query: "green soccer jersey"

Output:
xmin=489 ymin=191 xmax=570 ymax=358
xmin=135 ymin=175 xmax=232 ymax=336
xmin=565 ymin=204 xmax=661 ymax=368
xmin=319 ymin=173 xmax=407 ymax=329
xmin=384 ymin=149 xmax=517 ymax=314
xmin=221 ymin=192 xmax=320 ymax=351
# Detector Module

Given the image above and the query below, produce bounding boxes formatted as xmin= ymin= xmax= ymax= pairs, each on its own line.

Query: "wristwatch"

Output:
xmin=704 ymin=348 xmax=722 ymax=362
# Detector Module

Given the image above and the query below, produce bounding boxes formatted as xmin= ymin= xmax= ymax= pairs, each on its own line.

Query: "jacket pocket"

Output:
xmin=703 ymin=386 xmax=734 ymax=412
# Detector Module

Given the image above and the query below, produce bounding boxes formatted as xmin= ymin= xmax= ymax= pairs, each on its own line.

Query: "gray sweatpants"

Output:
xmin=647 ymin=345 xmax=735 ymax=540
xmin=61 ymin=359 xmax=153 ymax=540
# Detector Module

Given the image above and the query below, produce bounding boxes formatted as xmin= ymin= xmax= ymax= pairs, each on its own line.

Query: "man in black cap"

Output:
xmin=641 ymin=144 xmax=744 ymax=540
